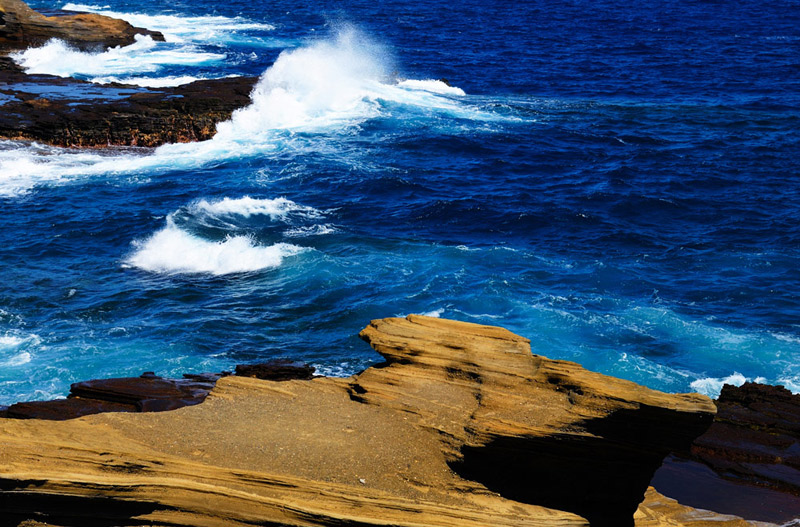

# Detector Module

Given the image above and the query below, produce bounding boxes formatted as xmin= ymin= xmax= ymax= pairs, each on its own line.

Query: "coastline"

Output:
xmin=3 ymin=315 xmax=792 ymax=527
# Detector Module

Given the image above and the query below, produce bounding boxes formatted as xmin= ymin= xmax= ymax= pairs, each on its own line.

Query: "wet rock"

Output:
xmin=0 ymin=0 xmax=164 ymax=52
xmin=5 ymin=398 xmax=136 ymax=420
xmin=0 ymin=73 xmax=258 ymax=147
xmin=235 ymin=359 xmax=316 ymax=381
xmin=651 ymin=382 xmax=800 ymax=523
xmin=70 ymin=372 xmax=218 ymax=412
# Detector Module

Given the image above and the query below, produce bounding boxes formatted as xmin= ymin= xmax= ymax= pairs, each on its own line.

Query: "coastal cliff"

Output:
xmin=0 ymin=315 xmax=718 ymax=526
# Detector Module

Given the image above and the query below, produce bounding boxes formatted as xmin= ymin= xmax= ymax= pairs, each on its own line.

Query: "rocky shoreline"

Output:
xmin=2 ymin=315 xmax=797 ymax=527
xmin=0 ymin=0 xmax=258 ymax=147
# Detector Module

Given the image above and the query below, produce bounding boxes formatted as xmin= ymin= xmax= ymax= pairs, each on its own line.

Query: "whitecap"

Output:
xmin=62 ymin=4 xmax=275 ymax=44
xmin=11 ymin=36 xmax=224 ymax=79
xmin=125 ymin=217 xmax=304 ymax=275
xmin=191 ymin=196 xmax=323 ymax=220
xmin=689 ymin=373 xmax=770 ymax=398
xmin=283 ymin=224 xmax=338 ymax=237
xmin=0 ymin=333 xmax=41 ymax=367
xmin=398 ymin=79 xmax=466 ymax=96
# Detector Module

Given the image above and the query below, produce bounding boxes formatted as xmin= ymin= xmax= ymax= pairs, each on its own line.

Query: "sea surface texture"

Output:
xmin=1 ymin=0 xmax=799 ymax=405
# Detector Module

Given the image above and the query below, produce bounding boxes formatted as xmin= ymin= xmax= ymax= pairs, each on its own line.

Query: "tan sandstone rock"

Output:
xmin=0 ymin=315 xmax=717 ymax=526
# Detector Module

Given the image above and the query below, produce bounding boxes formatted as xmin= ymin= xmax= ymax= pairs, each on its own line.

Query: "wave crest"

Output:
xmin=125 ymin=218 xmax=305 ymax=276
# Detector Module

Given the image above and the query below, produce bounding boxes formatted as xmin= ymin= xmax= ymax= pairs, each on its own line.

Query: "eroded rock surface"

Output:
xmin=0 ymin=72 xmax=258 ymax=147
xmin=0 ymin=315 xmax=715 ymax=527
xmin=0 ymin=0 xmax=164 ymax=51
xmin=651 ymin=382 xmax=800 ymax=523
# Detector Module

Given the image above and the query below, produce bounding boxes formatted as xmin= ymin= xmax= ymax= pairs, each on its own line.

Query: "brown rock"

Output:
xmin=635 ymin=487 xmax=777 ymax=527
xmin=0 ymin=315 xmax=715 ymax=527
xmin=0 ymin=0 xmax=164 ymax=52
xmin=0 ymin=73 xmax=258 ymax=147
xmin=235 ymin=359 xmax=315 ymax=381
xmin=5 ymin=397 xmax=136 ymax=420
xmin=70 ymin=372 xmax=218 ymax=412
xmin=651 ymin=382 xmax=800 ymax=523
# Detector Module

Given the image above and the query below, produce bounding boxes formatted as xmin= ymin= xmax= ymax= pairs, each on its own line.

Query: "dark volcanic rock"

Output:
xmin=1 ymin=362 xmax=315 ymax=421
xmin=0 ymin=0 xmax=164 ymax=51
xmin=651 ymin=382 xmax=800 ymax=523
xmin=693 ymin=382 xmax=800 ymax=494
xmin=235 ymin=359 xmax=316 ymax=381
xmin=6 ymin=398 xmax=136 ymax=420
xmin=70 ymin=371 xmax=219 ymax=412
xmin=0 ymin=73 xmax=258 ymax=147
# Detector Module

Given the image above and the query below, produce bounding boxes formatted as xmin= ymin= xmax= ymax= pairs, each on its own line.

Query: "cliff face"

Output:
xmin=0 ymin=0 xmax=164 ymax=51
xmin=0 ymin=315 xmax=716 ymax=527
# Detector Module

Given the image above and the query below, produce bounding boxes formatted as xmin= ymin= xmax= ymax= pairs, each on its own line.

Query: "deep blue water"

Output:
xmin=1 ymin=0 xmax=799 ymax=404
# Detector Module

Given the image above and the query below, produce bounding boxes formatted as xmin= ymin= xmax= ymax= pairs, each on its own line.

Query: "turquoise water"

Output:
xmin=1 ymin=0 xmax=799 ymax=404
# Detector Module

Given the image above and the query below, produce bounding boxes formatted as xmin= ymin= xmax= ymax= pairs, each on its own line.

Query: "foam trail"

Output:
xmin=191 ymin=196 xmax=323 ymax=220
xmin=11 ymin=36 xmax=224 ymax=79
xmin=398 ymin=79 xmax=466 ymax=96
xmin=125 ymin=217 xmax=304 ymax=275
xmin=62 ymin=4 xmax=275 ymax=44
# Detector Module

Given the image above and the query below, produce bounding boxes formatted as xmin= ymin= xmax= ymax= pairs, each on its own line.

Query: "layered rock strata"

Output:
xmin=0 ymin=315 xmax=717 ymax=526
xmin=0 ymin=0 xmax=164 ymax=51
xmin=652 ymin=382 xmax=800 ymax=523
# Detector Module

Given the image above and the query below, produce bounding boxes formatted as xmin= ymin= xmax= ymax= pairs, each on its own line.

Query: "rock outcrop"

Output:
xmin=0 ymin=72 xmax=258 ymax=147
xmin=0 ymin=0 xmax=164 ymax=51
xmin=651 ymin=382 xmax=800 ymax=523
xmin=0 ymin=315 xmax=716 ymax=526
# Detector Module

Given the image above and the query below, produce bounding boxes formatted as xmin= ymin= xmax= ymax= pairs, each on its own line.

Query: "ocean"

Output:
xmin=1 ymin=0 xmax=799 ymax=405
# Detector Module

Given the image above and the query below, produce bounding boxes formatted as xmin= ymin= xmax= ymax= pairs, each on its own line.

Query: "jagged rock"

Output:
xmin=635 ymin=487 xmax=778 ymax=527
xmin=235 ymin=359 xmax=316 ymax=381
xmin=0 ymin=0 xmax=164 ymax=51
xmin=0 ymin=73 xmax=258 ymax=147
xmin=651 ymin=382 xmax=800 ymax=523
xmin=0 ymin=315 xmax=715 ymax=527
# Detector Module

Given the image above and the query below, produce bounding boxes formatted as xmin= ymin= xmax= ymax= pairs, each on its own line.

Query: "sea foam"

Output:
xmin=11 ymin=36 xmax=224 ymax=80
xmin=62 ymin=4 xmax=275 ymax=44
xmin=1 ymin=28 xmax=484 ymax=197
xmin=191 ymin=196 xmax=323 ymax=220
xmin=125 ymin=217 xmax=304 ymax=275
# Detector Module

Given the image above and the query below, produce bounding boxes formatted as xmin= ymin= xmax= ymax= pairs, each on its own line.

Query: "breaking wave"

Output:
xmin=1 ymin=27 xmax=494 ymax=197
xmin=125 ymin=217 xmax=305 ymax=276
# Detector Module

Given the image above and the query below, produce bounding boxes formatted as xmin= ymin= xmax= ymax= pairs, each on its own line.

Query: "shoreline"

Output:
xmin=3 ymin=315 xmax=796 ymax=526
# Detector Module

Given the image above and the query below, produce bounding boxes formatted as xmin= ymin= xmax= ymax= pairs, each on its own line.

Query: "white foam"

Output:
xmin=283 ymin=224 xmax=338 ymax=237
xmin=125 ymin=218 xmax=304 ymax=275
xmin=398 ymin=79 xmax=466 ymax=96
xmin=11 ymin=36 xmax=224 ymax=79
xmin=689 ymin=373 xmax=770 ymax=398
xmin=62 ymin=4 xmax=275 ymax=44
xmin=0 ymin=333 xmax=40 ymax=367
xmin=417 ymin=308 xmax=444 ymax=318
xmin=92 ymin=75 xmax=203 ymax=87
xmin=192 ymin=196 xmax=323 ymax=220
xmin=1 ymin=28 xmax=506 ymax=197
xmin=216 ymin=27 xmax=390 ymax=137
